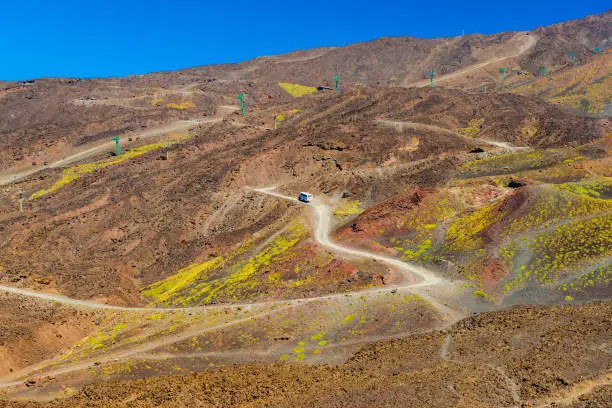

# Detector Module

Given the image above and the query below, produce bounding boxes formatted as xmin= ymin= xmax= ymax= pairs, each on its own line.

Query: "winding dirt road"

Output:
xmin=250 ymin=187 xmax=463 ymax=322
xmin=0 ymin=187 xmax=459 ymax=314
xmin=377 ymin=119 xmax=527 ymax=151
xmin=253 ymin=187 xmax=443 ymax=288
xmin=0 ymin=186 xmax=463 ymax=389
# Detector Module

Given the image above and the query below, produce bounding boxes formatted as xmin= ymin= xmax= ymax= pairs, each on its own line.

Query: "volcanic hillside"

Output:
xmin=1 ymin=10 xmax=609 ymax=169
xmin=0 ymin=9 xmax=610 ymax=407
xmin=0 ymin=86 xmax=606 ymax=305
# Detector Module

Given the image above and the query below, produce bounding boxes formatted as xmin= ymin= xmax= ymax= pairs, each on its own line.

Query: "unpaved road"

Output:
xmin=254 ymin=188 xmax=442 ymax=287
xmin=0 ymin=121 xmax=195 ymax=186
xmin=0 ymin=106 xmax=238 ymax=186
xmin=0 ymin=187 xmax=458 ymax=313
xmin=0 ymin=285 xmax=225 ymax=312
xmin=250 ymin=187 xmax=463 ymax=322
xmin=377 ymin=119 xmax=527 ymax=151
xmin=0 ymin=187 xmax=463 ymax=388
xmin=0 ymin=304 xmax=296 ymax=389
xmin=405 ymin=32 xmax=539 ymax=88
xmin=533 ymin=372 xmax=612 ymax=408
xmin=439 ymin=333 xmax=521 ymax=405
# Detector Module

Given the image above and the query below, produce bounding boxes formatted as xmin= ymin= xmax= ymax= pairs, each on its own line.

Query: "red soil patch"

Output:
xmin=335 ymin=188 xmax=424 ymax=241
xmin=482 ymin=257 xmax=508 ymax=285
xmin=329 ymin=258 xmax=360 ymax=279
xmin=466 ymin=184 xmax=506 ymax=206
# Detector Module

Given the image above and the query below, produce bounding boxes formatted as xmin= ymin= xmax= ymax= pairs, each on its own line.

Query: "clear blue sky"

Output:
xmin=0 ymin=0 xmax=608 ymax=80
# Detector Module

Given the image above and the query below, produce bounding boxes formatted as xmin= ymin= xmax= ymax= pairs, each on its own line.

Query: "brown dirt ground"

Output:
xmin=1 ymin=301 xmax=608 ymax=408
xmin=0 ymin=294 xmax=101 ymax=376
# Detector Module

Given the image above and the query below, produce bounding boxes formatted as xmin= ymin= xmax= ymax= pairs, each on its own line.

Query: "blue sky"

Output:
xmin=0 ymin=1 xmax=608 ymax=80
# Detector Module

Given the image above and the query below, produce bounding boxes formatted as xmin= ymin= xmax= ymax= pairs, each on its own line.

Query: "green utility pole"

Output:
xmin=112 ymin=136 xmax=121 ymax=157
xmin=18 ymin=190 xmax=24 ymax=213
xmin=483 ymin=83 xmax=487 ymax=93
xmin=236 ymin=93 xmax=245 ymax=115
xmin=499 ymin=67 xmax=507 ymax=81
xmin=537 ymin=66 xmax=548 ymax=77
xmin=333 ymin=76 xmax=340 ymax=92
xmin=428 ymin=71 xmax=434 ymax=87
xmin=569 ymin=51 xmax=576 ymax=63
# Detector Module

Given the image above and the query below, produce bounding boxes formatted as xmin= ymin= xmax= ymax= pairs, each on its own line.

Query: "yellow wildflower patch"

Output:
xmin=311 ymin=331 xmax=326 ymax=341
xmin=142 ymin=257 xmax=226 ymax=304
xmin=343 ymin=314 xmax=356 ymax=323
xmin=30 ymin=141 xmax=178 ymax=199
xmin=456 ymin=118 xmax=484 ymax=138
xmin=278 ymin=83 xmax=317 ymax=97
xmin=445 ymin=199 xmax=504 ymax=251
xmin=85 ymin=332 xmax=107 ymax=351
xmin=505 ymin=214 xmax=611 ymax=292
xmin=275 ymin=109 xmax=300 ymax=125
xmin=165 ymin=100 xmax=196 ymax=110
xmin=334 ymin=200 xmax=361 ymax=216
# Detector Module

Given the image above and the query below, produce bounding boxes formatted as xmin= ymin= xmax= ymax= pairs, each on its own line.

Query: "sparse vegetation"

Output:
xmin=29 ymin=139 xmax=187 ymax=199
xmin=275 ymin=109 xmax=300 ymax=124
xmin=505 ymin=214 xmax=611 ymax=291
xmin=1 ymin=15 xmax=611 ymax=405
xmin=557 ymin=266 xmax=611 ymax=293
xmin=334 ymin=200 xmax=361 ymax=216
xmin=456 ymin=118 xmax=484 ymax=138
xmin=504 ymin=186 xmax=612 ymax=236
xmin=445 ymin=199 xmax=504 ymax=251
xmin=166 ymin=101 xmax=196 ymax=110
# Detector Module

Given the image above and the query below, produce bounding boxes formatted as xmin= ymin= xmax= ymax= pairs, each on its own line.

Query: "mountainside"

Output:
xmin=0 ymin=9 xmax=610 ymax=407
xmin=1 ymin=11 xmax=609 ymax=170
xmin=512 ymin=48 xmax=611 ymax=115
xmin=521 ymin=10 xmax=612 ymax=69
xmin=1 ymin=86 xmax=606 ymax=304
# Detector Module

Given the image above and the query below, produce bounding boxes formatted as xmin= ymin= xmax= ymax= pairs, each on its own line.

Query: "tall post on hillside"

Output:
xmin=18 ymin=190 xmax=24 ymax=213
xmin=537 ymin=66 xmax=548 ymax=77
xmin=112 ymin=136 xmax=121 ymax=157
xmin=569 ymin=51 xmax=576 ymax=63
xmin=333 ymin=76 xmax=340 ymax=92
xmin=236 ymin=93 xmax=245 ymax=115
xmin=499 ymin=67 xmax=507 ymax=81
xmin=273 ymin=114 xmax=278 ymax=130
xmin=483 ymin=83 xmax=487 ymax=93
xmin=428 ymin=71 xmax=434 ymax=87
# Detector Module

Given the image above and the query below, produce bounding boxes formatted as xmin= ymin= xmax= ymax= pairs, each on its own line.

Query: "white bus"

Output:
xmin=298 ymin=192 xmax=313 ymax=203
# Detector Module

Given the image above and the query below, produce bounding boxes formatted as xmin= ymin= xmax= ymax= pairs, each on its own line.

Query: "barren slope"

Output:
xmin=2 ymin=301 xmax=609 ymax=408
xmin=0 ymin=10 xmax=610 ymax=405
